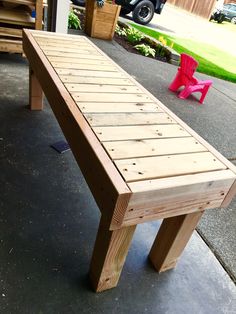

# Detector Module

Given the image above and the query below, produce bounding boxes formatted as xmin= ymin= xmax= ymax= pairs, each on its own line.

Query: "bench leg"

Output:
xmin=29 ymin=67 xmax=43 ymax=110
xmin=149 ymin=211 xmax=204 ymax=272
xmin=89 ymin=216 xmax=136 ymax=292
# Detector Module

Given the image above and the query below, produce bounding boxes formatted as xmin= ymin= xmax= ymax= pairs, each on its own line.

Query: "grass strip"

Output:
xmin=130 ymin=23 xmax=236 ymax=83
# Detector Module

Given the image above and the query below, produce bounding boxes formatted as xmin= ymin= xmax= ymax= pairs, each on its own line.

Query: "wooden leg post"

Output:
xmin=29 ymin=67 xmax=43 ymax=110
xmin=149 ymin=211 xmax=204 ymax=272
xmin=89 ymin=216 xmax=136 ymax=292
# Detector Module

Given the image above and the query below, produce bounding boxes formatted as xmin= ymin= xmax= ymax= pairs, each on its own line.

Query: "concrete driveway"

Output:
xmin=124 ymin=3 xmax=236 ymax=57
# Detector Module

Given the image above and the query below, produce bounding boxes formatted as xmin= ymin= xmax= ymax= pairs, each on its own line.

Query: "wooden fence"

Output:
xmin=167 ymin=0 xmax=217 ymax=19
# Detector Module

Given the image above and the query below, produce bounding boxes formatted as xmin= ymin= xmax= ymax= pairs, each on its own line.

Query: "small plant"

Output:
xmin=68 ymin=11 xmax=81 ymax=30
xmin=126 ymin=27 xmax=144 ymax=44
xmin=115 ymin=25 xmax=127 ymax=36
xmin=135 ymin=44 xmax=156 ymax=57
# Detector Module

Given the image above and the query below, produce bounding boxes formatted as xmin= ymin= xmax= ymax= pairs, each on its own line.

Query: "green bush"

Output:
xmin=135 ymin=44 xmax=156 ymax=57
xmin=126 ymin=27 xmax=144 ymax=44
xmin=68 ymin=11 xmax=81 ymax=30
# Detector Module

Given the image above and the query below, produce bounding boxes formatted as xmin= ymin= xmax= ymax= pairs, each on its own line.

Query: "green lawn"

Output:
xmin=130 ymin=23 xmax=236 ymax=83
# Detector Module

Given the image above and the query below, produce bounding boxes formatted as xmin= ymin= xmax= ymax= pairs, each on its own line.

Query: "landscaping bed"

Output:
xmin=71 ymin=8 xmax=180 ymax=65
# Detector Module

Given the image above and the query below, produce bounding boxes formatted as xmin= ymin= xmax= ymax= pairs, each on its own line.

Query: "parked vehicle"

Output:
xmin=222 ymin=3 xmax=236 ymax=24
xmin=71 ymin=0 xmax=167 ymax=25
xmin=209 ymin=7 xmax=225 ymax=23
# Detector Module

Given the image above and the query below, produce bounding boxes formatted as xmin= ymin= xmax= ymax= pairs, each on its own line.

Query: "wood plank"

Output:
xmin=115 ymin=152 xmax=227 ymax=182
xmin=114 ymin=170 xmax=235 ymax=227
xmin=103 ymin=137 xmax=207 ymax=159
xmin=149 ymin=212 xmax=204 ymax=272
xmin=0 ymin=7 xmax=35 ymax=27
xmin=68 ymin=84 xmax=142 ymax=94
xmin=83 ymin=33 xmax=236 ymax=176
xmin=89 ymin=216 xmax=136 ymax=292
xmin=78 ymin=102 xmax=162 ymax=113
xmin=47 ymin=55 xmax=105 ymax=62
xmin=73 ymin=93 xmax=153 ymax=103
xmin=0 ymin=27 xmax=22 ymax=38
xmin=36 ymin=37 xmax=90 ymax=45
xmin=56 ymin=68 xmax=126 ymax=77
xmin=44 ymin=50 xmax=101 ymax=58
xmin=0 ymin=38 xmax=22 ymax=53
xmin=52 ymin=62 xmax=116 ymax=71
xmin=35 ymin=0 xmax=43 ymax=30
xmin=54 ymin=64 xmax=117 ymax=72
xmin=39 ymin=45 xmax=98 ymax=53
xmin=33 ymin=32 xmax=88 ymax=42
xmin=29 ymin=67 xmax=43 ymax=110
xmin=221 ymin=179 xmax=236 ymax=207
xmin=61 ymin=75 xmax=134 ymax=86
xmin=48 ymin=57 xmax=108 ymax=66
xmin=94 ymin=124 xmax=190 ymax=141
xmin=1 ymin=0 xmax=36 ymax=6
xmin=23 ymin=29 xmax=130 ymax=226
xmin=85 ymin=112 xmax=176 ymax=127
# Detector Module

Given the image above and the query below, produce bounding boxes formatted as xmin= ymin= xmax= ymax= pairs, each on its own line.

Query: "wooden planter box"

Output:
xmin=85 ymin=0 xmax=121 ymax=40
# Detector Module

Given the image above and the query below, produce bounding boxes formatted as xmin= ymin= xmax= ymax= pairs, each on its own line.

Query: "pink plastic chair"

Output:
xmin=169 ymin=53 xmax=212 ymax=104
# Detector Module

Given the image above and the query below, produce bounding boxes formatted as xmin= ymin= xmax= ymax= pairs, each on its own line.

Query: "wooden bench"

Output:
xmin=23 ymin=29 xmax=236 ymax=292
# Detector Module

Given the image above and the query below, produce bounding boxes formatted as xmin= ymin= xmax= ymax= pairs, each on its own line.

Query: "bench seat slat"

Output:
xmin=103 ymin=137 xmax=207 ymax=159
xmin=94 ymin=124 xmax=190 ymax=141
xmin=85 ymin=112 xmax=176 ymax=126
xmin=67 ymin=84 xmax=142 ymax=94
xmin=115 ymin=152 xmax=227 ymax=182
xmin=79 ymin=102 xmax=163 ymax=113
xmin=61 ymin=76 xmax=134 ymax=85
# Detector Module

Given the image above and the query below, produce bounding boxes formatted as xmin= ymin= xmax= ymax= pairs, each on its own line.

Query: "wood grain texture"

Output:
xmin=0 ymin=7 xmax=35 ymax=26
xmin=94 ymin=124 xmax=190 ymax=141
xmin=29 ymin=67 xmax=43 ymax=110
xmin=0 ymin=26 xmax=22 ymax=38
xmin=79 ymin=102 xmax=162 ymax=113
xmin=23 ymin=29 xmax=130 ymax=226
xmin=149 ymin=211 xmax=204 ymax=272
xmin=103 ymin=137 xmax=207 ymax=159
xmin=67 ymin=84 xmax=141 ymax=94
xmin=0 ymin=38 xmax=22 ymax=53
xmin=89 ymin=216 xmax=136 ymax=292
xmin=62 ymin=76 xmax=134 ymax=85
xmin=115 ymin=152 xmax=227 ymax=182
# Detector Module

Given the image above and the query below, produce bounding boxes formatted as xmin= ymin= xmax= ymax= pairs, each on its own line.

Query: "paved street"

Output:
xmin=123 ymin=3 xmax=236 ymax=56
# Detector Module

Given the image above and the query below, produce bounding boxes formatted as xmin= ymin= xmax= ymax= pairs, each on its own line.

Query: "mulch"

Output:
xmin=74 ymin=9 xmax=168 ymax=63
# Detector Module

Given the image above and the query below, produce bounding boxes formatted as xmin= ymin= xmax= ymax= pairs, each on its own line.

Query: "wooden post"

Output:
xmin=29 ymin=67 xmax=43 ymax=110
xmin=35 ymin=0 xmax=43 ymax=30
xmin=149 ymin=211 xmax=204 ymax=272
xmin=89 ymin=216 xmax=136 ymax=292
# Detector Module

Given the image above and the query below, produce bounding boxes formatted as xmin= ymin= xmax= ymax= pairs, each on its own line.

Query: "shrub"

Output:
xmin=126 ymin=27 xmax=144 ymax=44
xmin=135 ymin=44 xmax=156 ymax=57
xmin=68 ymin=11 xmax=81 ymax=30
xmin=115 ymin=25 xmax=127 ymax=36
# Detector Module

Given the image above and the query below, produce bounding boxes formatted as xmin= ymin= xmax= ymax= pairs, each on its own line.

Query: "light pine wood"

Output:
xmin=61 ymin=76 xmax=134 ymax=86
xmin=85 ymin=0 xmax=121 ymax=40
xmin=103 ymin=137 xmax=207 ymax=159
xmin=90 ymin=216 xmax=136 ymax=292
xmin=221 ymin=179 xmax=236 ymax=207
xmin=0 ymin=38 xmax=22 ymax=53
xmin=78 ymin=102 xmax=162 ymax=113
xmin=1 ymin=0 xmax=36 ymax=6
xmin=47 ymin=55 xmax=105 ymax=62
xmin=44 ymin=49 xmax=101 ymax=57
xmin=115 ymin=152 xmax=227 ymax=182
xmin=23 ymin=30 xmax=236 ymax=292
xmin=54 ymin=64 xmax=118 ymax=72
xmin=35 ymin=0 xmax=43 ymax=30
xmin=66 ymin=84 xmax=141 ymax=94
xmin=149 ymin=212 xmax=204 ymax=272
xmin=23 ymin=29 xmax=130 ymax=225
xmin=55 ymin=68 xmax=126 ymax=77
xmin=94 ymin=124 xmax=190 ymax=141
xmin=85 ymin=112 xmax=175 ymax=127
xmin=74 ymin=93 xmax=153 ymax=103
xmin=0 ymin=7 xmax=35 ymax=26
xmin=29 ymin=67 xmax=43 ymax=110
xmin=48 ymin=58 xmax=109 ymax=66
xmin=0 ymin=27 xmax=22 ymax=38
xmin=40 ymin=45 xmax=98 ymax=54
